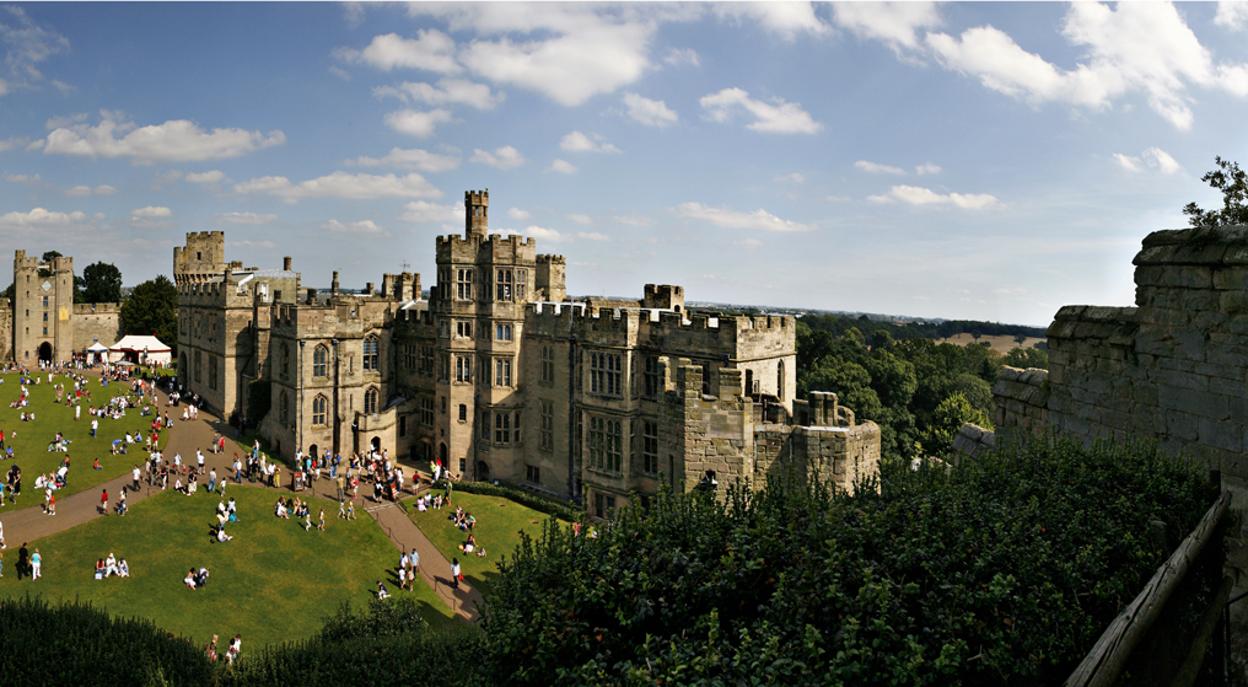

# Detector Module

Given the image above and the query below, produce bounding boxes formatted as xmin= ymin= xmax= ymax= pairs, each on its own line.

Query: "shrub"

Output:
xmin=441 ymin=479 xmax=584 ymax=522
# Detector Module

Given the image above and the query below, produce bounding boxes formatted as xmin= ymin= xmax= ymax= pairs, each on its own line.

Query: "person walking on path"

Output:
xmin=99 ymin=488 xmax=108 ymax=515
xmin=30 ymin=547 xmax=41 ymax=580
xmin=451 ymin=557 xmax=461 ymax=589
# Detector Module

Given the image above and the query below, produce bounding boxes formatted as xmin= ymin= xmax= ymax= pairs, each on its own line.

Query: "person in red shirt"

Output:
xmin=99 ymin=488 xmax=109 ymax=515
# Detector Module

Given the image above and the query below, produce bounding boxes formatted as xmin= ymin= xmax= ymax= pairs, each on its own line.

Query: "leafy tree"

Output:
xmin=923 ymin=392 xmax=990 ymax=455
xmin=1004 ymin=346 xmax=1049 ymax=369
xmin=79 ymin=261 xmax=123 ymax=303
xmin=121 ymin=275 xmax=177 ymax=346
xmin=1184 ymin=156 xmax=1248 ymax=228
xmin=41 ymin=250 xmax=62 ymax=262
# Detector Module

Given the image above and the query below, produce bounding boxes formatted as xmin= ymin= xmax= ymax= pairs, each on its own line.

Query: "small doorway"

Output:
xmin=308 ymin=444 xmax=319 ymax=461
xmin=476 ymin=460 xmax=490 ymax=481
xmin=37 ymin=342 xmax=53 ymax=363
xmin=370 ymin=436 xmax=381 ymax=453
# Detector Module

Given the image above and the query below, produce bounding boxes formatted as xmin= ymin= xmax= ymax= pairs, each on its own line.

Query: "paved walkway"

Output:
xmin=0 ymin=371 xmax=482 ymax=621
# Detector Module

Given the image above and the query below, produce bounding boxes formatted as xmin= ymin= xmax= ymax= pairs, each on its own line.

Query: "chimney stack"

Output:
xmin=283 ymin=256 xmax=292 ymax=271
xmin=331 ymin=271 xmax=340 ymax=295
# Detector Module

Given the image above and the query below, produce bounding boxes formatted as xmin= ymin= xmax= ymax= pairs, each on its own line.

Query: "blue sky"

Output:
xmin=3 ymin=2 xmax=1248 ymax=326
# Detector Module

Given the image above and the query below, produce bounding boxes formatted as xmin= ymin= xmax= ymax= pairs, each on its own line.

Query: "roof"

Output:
xmin=86 ymin=342 xmax=109 ymax=351
xmin=109 ymin=334 xmax=171 ymax=352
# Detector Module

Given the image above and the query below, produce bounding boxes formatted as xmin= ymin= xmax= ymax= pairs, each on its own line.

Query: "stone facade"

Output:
xmin=175 ymin=189 xmax=882 ymax=514
xmin=1 ymin=250 xmax=122 ymax=363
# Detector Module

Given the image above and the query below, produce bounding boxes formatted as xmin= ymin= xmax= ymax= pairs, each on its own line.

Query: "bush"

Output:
xmin=441 ymin=479 xmax=584 ymax=522
xmin=481 ymin=438 xmax=1215 ymax=686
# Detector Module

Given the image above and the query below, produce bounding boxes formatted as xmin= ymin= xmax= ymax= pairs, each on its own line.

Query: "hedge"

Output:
xmin=437 ymin=479 xmax=585 ymax=522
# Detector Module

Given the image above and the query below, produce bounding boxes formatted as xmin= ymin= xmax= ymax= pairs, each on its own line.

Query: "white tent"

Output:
xmin=86 ymin=341 xmax=109 ymax=365
xmin=108 ymin=334 xmax=173 ymax=366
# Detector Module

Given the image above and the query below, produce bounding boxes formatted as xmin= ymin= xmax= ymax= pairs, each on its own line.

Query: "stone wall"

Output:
xmin=71 ymin=303 xmax=122 ymax=350
xmin=992 ymin=366 xmax=1050 ymax=438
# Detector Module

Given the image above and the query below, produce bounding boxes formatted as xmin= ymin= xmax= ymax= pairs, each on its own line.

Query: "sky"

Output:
xmin=3 ymin=2 xmax=1248 ymax=326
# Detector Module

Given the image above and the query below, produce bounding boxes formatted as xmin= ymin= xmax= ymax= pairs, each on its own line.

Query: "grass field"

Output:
xmin=0 ymin=371 xmax=159 ymax=499
xmin=0 ymin=484 xmax=456 ymax=647
xmin=407 ymin=491 xmax=560 ymax=597
xmin=936 ymin=333 xmax=1046 ymax=355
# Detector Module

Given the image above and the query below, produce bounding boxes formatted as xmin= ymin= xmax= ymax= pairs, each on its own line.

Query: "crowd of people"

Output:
xmin=94 ymin=552 xmax=130 ymax=579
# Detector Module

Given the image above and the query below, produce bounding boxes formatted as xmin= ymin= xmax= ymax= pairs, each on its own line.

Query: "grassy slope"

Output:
xmin=0 ymin=484 xmax=456 ymax=647
xmin=407 ymin=491 xmax=560 ymax=596
xmin=0 ymin=372 xmax=158 ymax=499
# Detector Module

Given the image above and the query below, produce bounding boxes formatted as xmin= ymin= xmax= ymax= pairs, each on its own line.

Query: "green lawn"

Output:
xmin=0 ymin=372 xmax=158 ymax=499
xmin=406 ymin=491 xmax=561 ymax=597
xmin=0 ymin=484 xmax=456 ymax=647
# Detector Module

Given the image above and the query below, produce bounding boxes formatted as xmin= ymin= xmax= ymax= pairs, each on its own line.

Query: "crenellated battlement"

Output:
xmin=436 ymin=232 xmax=537 ymax=263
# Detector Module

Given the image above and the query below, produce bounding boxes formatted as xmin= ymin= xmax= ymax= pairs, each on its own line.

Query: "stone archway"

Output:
xmin=37 ymin=342 xmax=53 ymax=363
xmin=371 ymin=436 xmax=381 ymax=453
xmin=476 ymin=460 xmax=490 ymax=481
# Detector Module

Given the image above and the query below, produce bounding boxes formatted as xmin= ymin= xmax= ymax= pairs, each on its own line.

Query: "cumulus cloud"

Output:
xmin=559 ymin=130 xmax=621 ymax=154
xmin=915 ymin=162 xmax=942 ymax=175
xmin=470 ymin=145 xmax=524 ymax=170
xmin=700 ymin=87 xmax=821 ymax=134
xmin=43 ymin=111 xmax=285 ymax=163
xmin=0 ymin=207 xmax=87 ymax=226
xmin=401 ymin=200 xmax=463 ymax=223
xmin=373 ymin=78 xmax=504 ymax=110
xmin=1215 ymin=2 xmax=1248 ymax=30
xmin=663 ymin=47 xmax=700 ymax=67
xmin=0 ymin=136 xmax=30 ymax=151
xmin=713 ymin=2 xmax=829 ymax=39
xmin=567 ymin=213 xmax=593 ymax=225
xmin=523 ymin=225 xmax=564 ymax=242
xmin=675 ymin=201 xmax=812 ymax=232
xmin=548 ymin=159 xmax=577 ymax=174
xmin=832 ymin=2 xmax=941 ymax=51
xmin=336 ymin=30 xmax=460 ymax=73
xmin=507 ymin=207 xmax=530 ymax=221
xmin=323 ymin=219 xmax=383 ymax=234
xmin=65 ymin=184 xmax=115 ymax=197
xmin=1114 ymin=147 xmax=1181 ymax=174
xmin=867 ymin=185 xmax=1001 ymax=209
xmin=622 ymin=92 xmax=678 ymax=127
xmin=384 ymin=109 xmax=454 ymax=138
xmin=184 ymin=169 xmax=225 ymax=184
xmin=855 ymin=160 xmax=907 ymax=175
xmin=347 ymin=147 xmax=460 ymax=173
xmin=130 ymin=205 xmax=173 ymax=228
xmin=218 ymin=211 xmax=276 ymax=225
xmin=234 ymin=171 xmax=441 ymax=202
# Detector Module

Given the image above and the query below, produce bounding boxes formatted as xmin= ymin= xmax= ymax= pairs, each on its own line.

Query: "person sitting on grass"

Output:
xmin=196 ymin=567 xmax=209 ymax=588
xmin=460 ymin=533 xmax=478 ymax=554
xmin=376 ymin=580 xmax=389 ymax=600
xmin=92 ymin=457 xmax=103 ymax=471
xmin=95 ymin=558 xmax=106 ymax=580
xmin=105 ymin=552 xmax=118 ymax=576
xmin=185 ymin=568 xmax=198 ymax=590
xmin=275 ymin=499 xmax=289 ymax=519
xmin=118 ymin=558 xmax=129 ymax=578
xmin=216 ymin=525 xmax=233 ymax=543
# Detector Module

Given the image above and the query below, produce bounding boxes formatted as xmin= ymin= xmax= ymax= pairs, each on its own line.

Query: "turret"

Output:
xmin=465 ymin=189 xmax=489 ymax=240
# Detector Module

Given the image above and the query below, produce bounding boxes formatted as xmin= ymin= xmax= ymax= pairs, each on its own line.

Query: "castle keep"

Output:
xmin=176 ymin=190 xmax=881 ymax=514
xmin=1 ymin=250 xmax=122 ymax=364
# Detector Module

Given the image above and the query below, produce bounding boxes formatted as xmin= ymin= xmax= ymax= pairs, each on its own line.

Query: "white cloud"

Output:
xmin=507 ymin=207 xmax=530 ymax=221
xmin=1216 ymin=2 xmax=1248 ymax=30
xmin=775 ymin=172 xmax=805 ymax=184
xmin=43 ymin=111 xmax=285 ymax=163
xmin=234 ymin=171 xmax=441 ymax=202
xmin=923 ymin=3 xmax=1248 ymax=131
xmin=0 ymin=7 xmax=70 ymax=93
xmin=700 ymin=87 xmax=821 ymax=134
xmin=855 ymin=160 xmax=907 ymax=175
xmin=373 ymin=78 xmax=504 ymax=110
xmin=622 ymin=92 xmax=678 ymax=128
xmin=65 ymin=185 xmax=91 ymax=196
xmin=402 ymin=200 xmax=463 ymax=223
xmin=523 ymin=225 xmax=564 ymax=242
xmin=559 ymin=131 xmax=621 ymax=154
xmin=713 ymin=2 xmax=829 ymax=39
xmin=1114 ymin=147 xmax=1181 ymax=174
xmin=347 ymin=147 xmax=460 ymax=173
xmin=218 ymin=211 xmax=276 ymax=225
xmin=470 ymin=145 xmax=525 ymax=170
xmin=867 ymin=185 xmax=1001 ymax=210
xmin=663 ymin=47 xmax=700 ymax=67
xmin=184 ymin=169 xmax=225 ymax=184
xmin=549 ymin=159 xmax=577 ymax=174
xmin=384 ymin=109 xmax=454 ymax=138
xmin=337 ymin=30 xmax=460 ymax=73
xmin=0 ymin=207 xmax=87 ymax=226
xmin=576 ymin=231 xmax=609 ymax=241
xmin=65 ymin=184 xmax=115 ymax=197
xmin=915 ymin=162 xmax=942 ymax=175
xmin=567 ymin=213 xmax=593 ymax=226
xmin=0 ymin=136 xmax=29 ymax=151
xmin=44 ymin=112 xmax=87 ymax=130
xmin=343 ymin=2 xmax=365 ymax=28
xmin=612 ymin=214 xmax=652 ymax=227
xmin=130 ymin=205 xmax=173 ymax=228
xmin=675 ymin=201 xmax=812 ymax=232
xmin=323 ymin=219 xmax=383 ymax=235
xmin=832 ymin=2 xmax=941 ymax=51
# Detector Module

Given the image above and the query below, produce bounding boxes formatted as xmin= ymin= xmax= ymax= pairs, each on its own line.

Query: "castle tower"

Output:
xmin=13 ymin=250 xmax=75 ymax=363
xmin=465 ymin=189 xmax=489 ymax=240
xmin=173 ymin=231 xmax=227 ymax=285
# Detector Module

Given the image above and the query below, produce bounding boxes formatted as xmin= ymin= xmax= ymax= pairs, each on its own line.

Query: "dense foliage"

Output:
xmin=122 ymin=274 xmax=178 ymax=346
xmin=0 ymin=596 xmax=212 ymax=685
xmin=79 ymin=261 xmax=124 ymax=303
xmin=1184 ymin=156 xmax=1248 ymax=228
xmin=796 ymin=313 xmax=1045 ymax=343
xmin=481 ymin=439 xmax=1214 ymax=686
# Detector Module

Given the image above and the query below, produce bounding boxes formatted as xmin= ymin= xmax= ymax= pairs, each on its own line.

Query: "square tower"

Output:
xmin=465 ymin=189 xmax=489 ymax=240
xmin=12 ymin=250 xmax=75 ymax=363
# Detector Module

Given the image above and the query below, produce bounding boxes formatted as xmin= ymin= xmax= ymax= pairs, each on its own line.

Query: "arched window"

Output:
xmin=281 ymin=342 xmax=291 ymax=379
xmin=363 ymin=335 xmax=379 ymax=371
xmin=313 ymin=344 xmax=328 ymax=377
xmin=279 ymin=390 xmax=290 ymax=425
xmin=364 ymin=387 xmax=379 ymax=415
xmin=312 ymin=394 xmax=328 ymax=426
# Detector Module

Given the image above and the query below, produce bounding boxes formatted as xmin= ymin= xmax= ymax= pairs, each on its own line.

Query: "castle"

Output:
xmin=0 ymin=250 xmax=122 ymax=364
xmin=176 ymin=190 xmax=881 ymax=514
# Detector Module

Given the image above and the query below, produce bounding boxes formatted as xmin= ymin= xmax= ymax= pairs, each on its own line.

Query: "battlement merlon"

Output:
xmin=436 ymin=233 xmax=537 ymax=263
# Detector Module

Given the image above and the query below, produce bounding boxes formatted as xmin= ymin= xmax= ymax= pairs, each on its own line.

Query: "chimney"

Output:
xmin=283 ymin=256 xmax=292 ymax=271
xmin=306 ymin=288 xmax=318 ymax=305
xmin=365 ymin=281 xmax=374 ymax=295
xmin=331 ymin=271 xmax=340 ymax=295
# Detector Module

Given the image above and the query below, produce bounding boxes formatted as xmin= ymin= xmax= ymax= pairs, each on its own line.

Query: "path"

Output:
xmin=0 ymin=371 xmax=482 ymax=621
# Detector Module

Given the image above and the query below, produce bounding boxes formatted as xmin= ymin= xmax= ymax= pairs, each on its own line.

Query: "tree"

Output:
xmin=923 ymin=392 xmax=990 ymax=456
xmin=79 ymin=262 xmax=123 ymax=303
xmin=1184 ymin=156 xmax=1248 ymax=228
xmin=40 ymin=250 xmax=62 ymax=262
xmin=121 ymin=275 xmax=177 ymax=347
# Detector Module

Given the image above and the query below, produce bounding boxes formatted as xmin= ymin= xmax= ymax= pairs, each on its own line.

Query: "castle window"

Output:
xmin=42 ymin=312 xmax=47 ymax=321
xmin=281 ymin=343 xmax=290 ymax=380
xmin=495 ymin=269 xmax=513 ymax=301
xmin=279 ymin=390 xmax=290 ymax=426
xmin=194 ymin=350 xmax=202 ymax=382
xmin=480 ymin=410 xmax=491 ymax=441
xmin=526 ymin=464 xmax=540 ymax=484
xmin=402 ymin=344 xmax=417 ymax=371
xmin=419 ymin=345 xmax=434 ymax=375
xmin=208 ymin=356 xmax=218 ymax=391
xmin=458 ymin=403 xmax=467 ymax=423
xmin=456 ymin=268 xmax=474 ymax=301
xmin=41 ymin=296 xmax=48 ymax=308
xmin=590 ymin=351 xmax=622 ymax=397
xmin=494 ymin=412 xmax=511 ymax=445
xmin=363 ymin=335 xmax=379 ymax=371
xmin=399 ymin=415 xmax=407 ymax=437
xmin=540 ymin=400 xmax=554 ymax=452
xmin=777 ymin=360 xmax=786 ymax=401
xmin=495 ymin=322 xmax=513 ymax=341
xmin=313 ymin=344 xmax=328 ymax=377
xmin=364 ymin=387 xmax=379 ymax=415
xmin=419 ymin=397 xmax=434 ymax=426
xmin=594 ymin=493 xmax=617 ymax=519
xmin=455 ymin=355 xmax=472 ymax=383
xmin=456 ymin=320 xmax=473 ymax=339
xmin=589 ymin=416 xmax=622 ymax=474
xmin=642 ymin=421 xmax=659 ymax=476
xmin=540 ymin=345 xmax=555 ymax=384
xmin=494 ymin=357 xmax=513 ymax=387
xmin=515 ymin=269 xmax=527 ymax=301
xmin=644 ymin=356 xmax=661 ymax=398
xmin=702 ymin=363 xmax=712 ymax=396
xmin=312 ymin=394 xmax=328 ymax=426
